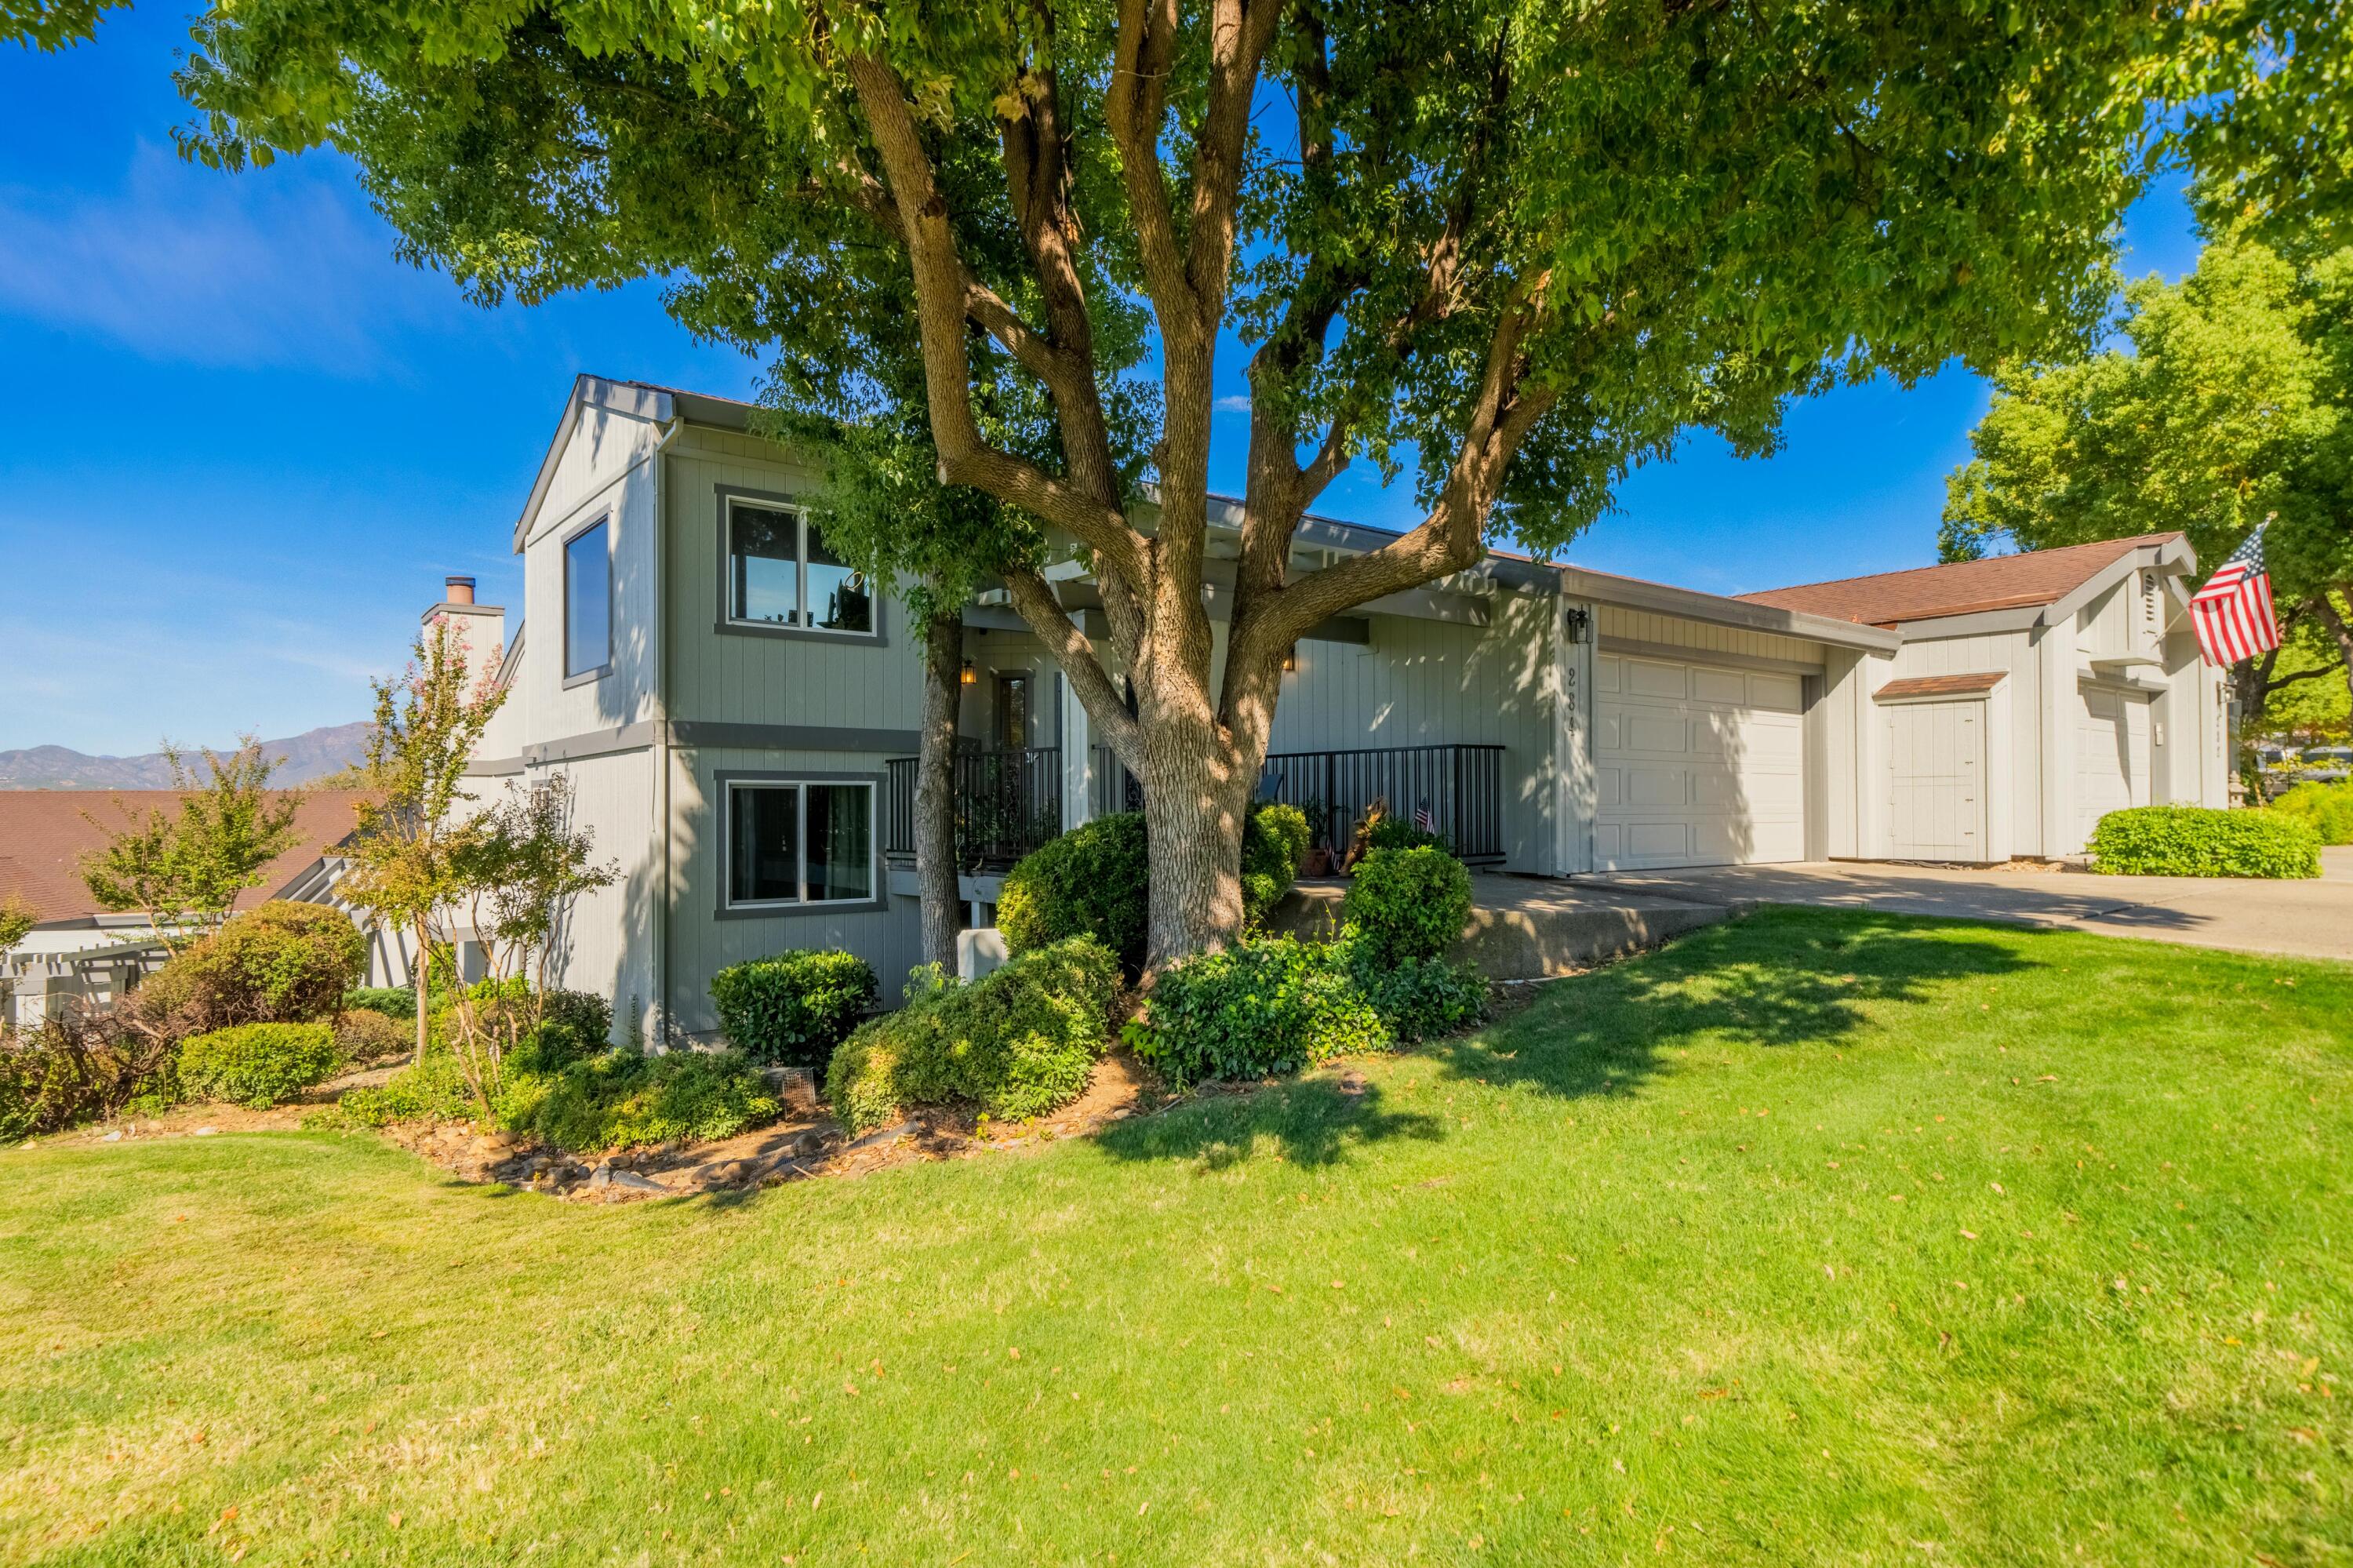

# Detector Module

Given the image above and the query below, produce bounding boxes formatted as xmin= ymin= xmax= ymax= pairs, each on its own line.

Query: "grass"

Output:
xmin=3 ymin=907 xmax=2349 ymax=1566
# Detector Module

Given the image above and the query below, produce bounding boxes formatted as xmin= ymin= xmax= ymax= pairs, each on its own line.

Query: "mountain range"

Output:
xmin=0 ymin=722 xmax=372 ymax=790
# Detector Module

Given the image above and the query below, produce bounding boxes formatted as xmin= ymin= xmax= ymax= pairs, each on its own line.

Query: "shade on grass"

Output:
xmin=2 ymin=908 xmax=2348 ymax=1566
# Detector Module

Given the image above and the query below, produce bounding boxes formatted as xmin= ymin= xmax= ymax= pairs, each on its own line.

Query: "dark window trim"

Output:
xmin=715 ymin=768 xmax=885 ymax=919
xmin=560 ymin=510 xmax=616 ymax=685
xmin=714 ymin=485 xmax=887 ymax=646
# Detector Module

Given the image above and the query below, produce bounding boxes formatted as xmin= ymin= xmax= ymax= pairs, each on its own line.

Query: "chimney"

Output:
xmin=446 ymin=575 xmax=476 ymax=606
xmin=427 ymin=574 xmax=507 ymax=678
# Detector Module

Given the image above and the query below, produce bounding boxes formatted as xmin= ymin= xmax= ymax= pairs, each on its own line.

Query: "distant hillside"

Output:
xmin=0 ymin=722 xmax=371 ymax=790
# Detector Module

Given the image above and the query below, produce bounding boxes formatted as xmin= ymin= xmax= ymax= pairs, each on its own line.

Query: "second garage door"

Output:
xmin=1593 ymin=652 xmax=1807 ymax=870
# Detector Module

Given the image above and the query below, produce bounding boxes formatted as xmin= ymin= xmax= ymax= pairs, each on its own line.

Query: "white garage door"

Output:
xmin=2076 ymin=686 xmax=2150 ymax=846
xmin=1594 ymin=653 xmax=1806 ymax=870
xmin=1886 ymin=700 xmax=1987 ymax=861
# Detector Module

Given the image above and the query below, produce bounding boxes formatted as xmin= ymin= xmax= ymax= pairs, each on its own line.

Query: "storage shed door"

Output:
xmin=2077 ymin=687 xmax=2151 ymax=847
xmin=1593 ymin=653 xmax=1806 ymax=870
xmin=1886 ymin=700 xmax=1988 ymax=862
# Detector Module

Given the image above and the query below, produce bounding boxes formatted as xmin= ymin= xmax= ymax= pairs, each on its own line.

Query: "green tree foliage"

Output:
xmin=1942 ymin=234 xmax=2353 ymax=738
xmin=162 ymin=0 xmax=2346 ymax=961
xmin=0 ymin=894 xmax=35 ymax=953
xmin=78 ymin=737 xmax=304 ymax=951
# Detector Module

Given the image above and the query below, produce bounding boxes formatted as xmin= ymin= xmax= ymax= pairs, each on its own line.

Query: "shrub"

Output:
xmin=514 ymin=1049 xmax=782 ymax=1152
xmin=826 ymin=937 xmax=1121 ymax=1133
xmin=327 ymin=1050 xmax=471 ymax=1128
xmin=710 ymin=949 xmax=878 ymax=1068
xmin=1129 ymin=936 xmax=1390 ymax=1088
xmin=332 ymin=1009 xmax=412 ymax=1065
xmin=172 ymin=902 xmax=367 ymax=1027
xmin=1366 ymin=815 xmax=1446 ymax=854
xmin=1344 ymin=846 xmax=1475 ymax=964
xmin=177 ymin=1022 xmax=342 ymax=1108
xmin=343 ymin=986 xmax=417 ymax=1021
xmin=2087 ymin=806 xmax=2320 ymax=879
xmin=1242 ymin=801 xmax=1311 ymax=921
xmin=536 ymin=988 xmax=616 ymax=1066
xmin=0 ymin=1008 xmax=180 ymax=1139
xmin=998 ymin=812 xmax=1150 ymax=971
xmin=1334 ymin=932 xmax=1489 ymax=1043
xmin=2271 ymin=781 xmax=2353 ymax=846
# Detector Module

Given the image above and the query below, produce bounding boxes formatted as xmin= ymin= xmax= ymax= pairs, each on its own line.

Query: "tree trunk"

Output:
xmin=411 ymin=916 xmax=429 ymax=1068
xmin=915 ymin=609 xmax=965 ymax=975
xmin=1134 ymin=677 xmax=1256 ymax=968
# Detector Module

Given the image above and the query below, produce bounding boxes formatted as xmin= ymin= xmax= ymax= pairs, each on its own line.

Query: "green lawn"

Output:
xmin=5 ymin=908 xmax=2349 ymax=1567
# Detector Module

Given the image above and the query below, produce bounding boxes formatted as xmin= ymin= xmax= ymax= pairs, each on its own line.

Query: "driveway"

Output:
xmin=1581 ymin=846 xmax=2353 ymax=964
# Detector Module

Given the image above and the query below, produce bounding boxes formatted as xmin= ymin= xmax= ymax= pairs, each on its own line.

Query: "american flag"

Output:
xmin=1413 ymin=802 xmax=1435 ymax=835
xmin=2188 ymin=523 xmax=2280 ymax=667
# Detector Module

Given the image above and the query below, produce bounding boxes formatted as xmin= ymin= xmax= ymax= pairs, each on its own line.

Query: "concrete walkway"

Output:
xmin=1580 ymin=846 xmax=2353 ymax=965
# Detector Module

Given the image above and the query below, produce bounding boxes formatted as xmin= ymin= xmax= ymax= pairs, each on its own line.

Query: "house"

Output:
xmin=474 ymin=375 xmax=2230 ymax=1044
xmin=0 ymin=789 xmax=380 ymax=1026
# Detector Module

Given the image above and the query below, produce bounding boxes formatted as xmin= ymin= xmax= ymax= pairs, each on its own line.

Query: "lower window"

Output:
xmin=727 ymin=780 xmax=875 ymax=907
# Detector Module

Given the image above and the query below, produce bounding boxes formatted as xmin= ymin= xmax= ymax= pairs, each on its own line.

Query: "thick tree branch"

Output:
xmin=1002 ymin=566 xmax=1146 ymax=769
xmin=1107 ymin=0 xmax=1189 ymax=326
xmin=843 ymin=53 xmax=1151 ymax=587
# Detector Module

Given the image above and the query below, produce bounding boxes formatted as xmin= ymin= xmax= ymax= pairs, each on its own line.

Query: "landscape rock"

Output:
xmin=606 ymin=1169 xmax=669 ymax=1194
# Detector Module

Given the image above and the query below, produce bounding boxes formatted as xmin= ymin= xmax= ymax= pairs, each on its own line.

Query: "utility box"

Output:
xmin=956 ymin=927 xmax=1009 ymax=984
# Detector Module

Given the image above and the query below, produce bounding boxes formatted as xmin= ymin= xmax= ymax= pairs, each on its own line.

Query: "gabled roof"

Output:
xmin=0 ymin=791 xmax=378 ymax=929
xmin=1734 ymin=533 xmax=2189 ymax=628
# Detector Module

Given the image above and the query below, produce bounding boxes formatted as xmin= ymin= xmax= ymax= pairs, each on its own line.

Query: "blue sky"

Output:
xmin=0 ymin=9 xmax=2207 ymax=755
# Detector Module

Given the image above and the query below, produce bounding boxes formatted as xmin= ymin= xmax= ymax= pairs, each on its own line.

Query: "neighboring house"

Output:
xmin=475 ymin=375 xmax=2231 ymax=1044
xmin=1737 ymin=534 xmax=2229 ymax=864
xmin=0 ymin=789 xmax=379 ymax=1026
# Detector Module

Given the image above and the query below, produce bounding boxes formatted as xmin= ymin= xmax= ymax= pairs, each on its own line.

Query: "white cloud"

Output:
xmin=1213 ymin=394 xmax=1252 ymax=413
xmin=0 ymin=144 xmax=435 ymax=373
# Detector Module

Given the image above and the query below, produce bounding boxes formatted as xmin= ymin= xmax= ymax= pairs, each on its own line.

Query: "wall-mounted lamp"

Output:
xmin=960 ymin=660 xmax=979 ymax=686
xmin=1282 ymin=646 xmax=1298 ymax=673
xmin=1563 ymin=606 xmax=1592 ymax=645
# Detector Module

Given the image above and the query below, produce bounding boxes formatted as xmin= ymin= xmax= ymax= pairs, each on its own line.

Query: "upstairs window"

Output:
xmin=727 ymin=498 xmax=872 ymax=635
xmin=564 ymin=520 xmax=611 ymax=678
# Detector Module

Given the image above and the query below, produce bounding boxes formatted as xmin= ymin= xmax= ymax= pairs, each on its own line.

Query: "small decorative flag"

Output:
xmin=1413 ymin=802 xmax=1435 ymax=835
xmin=2188 ymin=522 xmax=2280 ymax=667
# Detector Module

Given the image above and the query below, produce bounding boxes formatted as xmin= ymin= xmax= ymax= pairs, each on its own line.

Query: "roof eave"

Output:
xmin=507 ymin=376 xmax=677 ymax=553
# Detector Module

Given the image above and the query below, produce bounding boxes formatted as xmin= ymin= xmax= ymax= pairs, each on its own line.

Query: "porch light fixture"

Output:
xmin=960 ymin=660 xmax=979 ymax=686
xmin=1282 ymin=646 xmax=1298 ymax=672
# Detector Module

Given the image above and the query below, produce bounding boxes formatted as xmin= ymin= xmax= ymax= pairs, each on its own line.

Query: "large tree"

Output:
xmin=1943 ymin=234 xmax=2353 ymax=743
xmin=157 ymin=0 xmax=2340 ymax=962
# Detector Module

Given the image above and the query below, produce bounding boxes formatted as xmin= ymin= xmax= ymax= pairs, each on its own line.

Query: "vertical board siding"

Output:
xmin=665 ymin=744 xmax=923 ymax=1039
xmin=664 ymin=432 xmax=926 ymax=732
xmin=1886 ymin=627 xmax=2043 ymax=857
xmin=520 ymin=405 xmax=665 ymax=739
xmin=526 ymin=748 xmax=658 ymax=1042
xmin=1269 ymin=593 xmax=1556 ymax=868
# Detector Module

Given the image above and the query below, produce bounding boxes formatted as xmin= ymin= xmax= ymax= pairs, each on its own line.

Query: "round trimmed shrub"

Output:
xmin=1344 ymin=846 xmax=1474 ymax=964
xmin=2271 ymin=781 xmax=2353 ymax=846
xmin=998 ymin=811 xmax=1150 ymax=970
xmin=177 ymin=1022 xmax=342 ymax=1108
xmin=1128 ymin=936 xmax=1389 ymax=1087
xmin=172 ymin=902 xmax=367 ymax=1027
xmin=332 ymin=1008 xmax=412 ymax=1065
xmin=710 ymin=949 xmax=878 ymax=1068
xmin=825 ymin=936 xmax=1121 ymax=1132
xmin=2087 ymin=806 xmax=2320 ymax=879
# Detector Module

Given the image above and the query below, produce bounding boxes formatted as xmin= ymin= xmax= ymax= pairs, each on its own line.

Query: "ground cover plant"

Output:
xmin=3 ymin=908 xmax=2348 ymax=1566
xmin=2088 ymin=804 xmax=2321 ymax=877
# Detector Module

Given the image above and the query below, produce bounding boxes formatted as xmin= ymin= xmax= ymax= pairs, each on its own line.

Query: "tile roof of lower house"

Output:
xmin=1735 ymin=533 xmax=2184 ymax=626
xmin=1875 ymin=672 xmax=2008 ymax=700
xmin=0 ymin=791 xmax=376 ymax=928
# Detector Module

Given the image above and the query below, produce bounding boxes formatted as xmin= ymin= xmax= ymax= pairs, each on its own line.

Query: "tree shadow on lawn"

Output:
xmin=1094 ymin=908 xmax=2042 ymax=1168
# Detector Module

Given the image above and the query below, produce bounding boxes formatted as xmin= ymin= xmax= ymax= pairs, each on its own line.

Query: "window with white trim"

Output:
xmin=726 ymin=498 xmax=873 ymax=635
xmin=726 ymin=780 xmax=875 ymax=906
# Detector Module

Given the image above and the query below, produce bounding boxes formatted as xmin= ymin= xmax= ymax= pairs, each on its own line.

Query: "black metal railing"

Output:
xmin=884 ymin=747 xmax=1064 ymax=868
xmin=1257 ymin=744 xmax=1507 ymax=864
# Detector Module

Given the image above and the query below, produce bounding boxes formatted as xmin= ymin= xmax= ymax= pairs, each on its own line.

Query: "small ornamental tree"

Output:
xmin=0 ymin=894 xmax=36 ymax=953
xmin=78 ymin=737 xmax=304 ymax=951
xmin=338 ymin=617 xmax=506 ymax=1063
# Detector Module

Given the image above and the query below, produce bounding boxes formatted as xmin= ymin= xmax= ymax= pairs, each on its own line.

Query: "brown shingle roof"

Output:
xmin=1736 ymin=533 xmax=2183 ymax=627
xmin=0 ymin=791 xmax=376 ymax=927
xmin=1875 ymin=672 xmax=2007 ymax=700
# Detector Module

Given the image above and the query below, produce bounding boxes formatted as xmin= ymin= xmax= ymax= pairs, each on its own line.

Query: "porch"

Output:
xmin=882 ymin=741 xmax=1510 ymax=871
